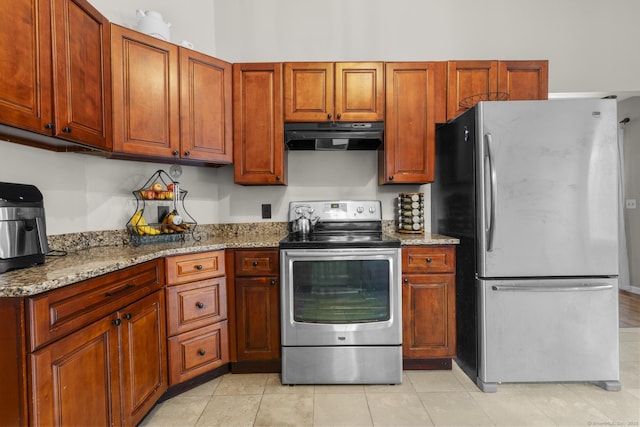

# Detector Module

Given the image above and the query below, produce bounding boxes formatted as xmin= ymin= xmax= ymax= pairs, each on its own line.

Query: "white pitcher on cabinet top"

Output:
xmin=136 ymin=10 xmax=171 ymax=41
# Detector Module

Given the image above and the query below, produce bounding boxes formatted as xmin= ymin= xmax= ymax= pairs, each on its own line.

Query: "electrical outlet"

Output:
xmin=626 ymin=199 xmax=637 ymax=209
xmin=158 ymin=205 xmax=170 ymax=221
xmin=261 ymin=204 xmax=272 ymax=219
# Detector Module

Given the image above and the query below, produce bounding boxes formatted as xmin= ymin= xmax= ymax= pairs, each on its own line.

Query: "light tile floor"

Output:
xmin=141 ymin=328 xmax=640 ymax=426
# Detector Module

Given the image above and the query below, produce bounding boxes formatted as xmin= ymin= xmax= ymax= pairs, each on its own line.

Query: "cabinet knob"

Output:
xmin=112 ymin=319 xmax=121 ymax=326
xmin=275 ymin=175 xmax=281 ymax=181
xmin=389 ymin=175 xmax=394 ymax=181
xmin=44 ymin=123 xmax=55 ymax=130
xmin=172 ymin=150 xmax=179 ymax=156
xmin=196 ymin=302 xmax=204 ymax=309
xmin=252 ymin=261 xmax=258 ymax=267
xmin=336 ymin=113 xmax=341 ymax=120
xmin=123 ymin=313 xmax=132 ymax=320
xmin=403 ymin=278 xmax=409 ymax=284
xmin=195 ymin=264 xmax=203 ymax=270
xmin=426 ymin=258 xmax=432 ymax=263
xmin=270 ymin=279 xmax=276 ymax=286
xmin=198 ymin=349 xmax=206 ymax=356
xmin=327 ymin=113 xmax=332 ymax=120
xmin=184 ymin=150 xmax=190 ymax=157
xmin=62 ymin=126 xmax=71 ymax=133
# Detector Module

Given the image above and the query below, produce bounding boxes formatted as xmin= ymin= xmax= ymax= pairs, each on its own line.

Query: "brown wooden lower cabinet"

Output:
xmin=29 ymin=313 xmax=122 ymax=426
xmin=402 ymin=245 xmax=457 ymax=369
xmin=31 ymin=290 xmax=167 ymax=427
xmin=165 ymin=251 xmax=229 ymax=385
xmin=0 ymin=259 xmax=167 ymax=427
xmin=30 ymin=285 xmax=166 ymax=427
xmin=227 ymin=248 xmax=281 ymax=372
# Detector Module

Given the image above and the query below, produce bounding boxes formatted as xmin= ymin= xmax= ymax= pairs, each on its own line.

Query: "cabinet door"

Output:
xmin=119 ymin=290 xmax=167 ymax=427
xmin=235 ymin=277 xmax=280 ymax=361
xmin=498 ymin=60 xmax=548 ymax=101
xmin=0 ymin=0 xmax=53 ymax=134
xmin=29 ymin=316 xmax=121 ymax=427
xmin=380 ymin=62 xmax=441 ymax=184
xmin=233 ymin=63 xmax=286 ymax=185
xmin=284 ymin=62 xmax=333 ymax=122
xmin=447 ymin=60 xmax=498 ymax=120
xmin=335 ymin=62 xmax=384 ymax=122
xmin=402 ymin=273 xmax=456 ymax=359
xmin=111 ymin=24 xmax=180 ymax=158
xmin=179 ymin=48 xmax=232 ymax=163
xmin=51 ymin=0 xmax=111 ymax=149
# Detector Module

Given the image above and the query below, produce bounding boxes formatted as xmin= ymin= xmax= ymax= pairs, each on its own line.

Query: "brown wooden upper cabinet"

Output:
xmin=446 ymin=60 xmax=548 ymax=120
xmin=111 ymin=24 xmax=232 ymax=165
xmin=233 ymin=63 xmax=286 ymax=185
xmin=179 ymin=49 xmax=233 ymax=163
xmin=379 ymin=62 xmax=446 ymax=185
xmin=0 ymin=0 xmax=111 ymax=150
xmin=284 ymin=62 xmax=384 ymax=122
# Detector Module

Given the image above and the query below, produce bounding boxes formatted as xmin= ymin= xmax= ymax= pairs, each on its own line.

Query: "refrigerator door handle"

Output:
xmin=491 ymin=283 xmax=614 ymax=292
xmin=484 ymin=133 xmax=497 ymax=252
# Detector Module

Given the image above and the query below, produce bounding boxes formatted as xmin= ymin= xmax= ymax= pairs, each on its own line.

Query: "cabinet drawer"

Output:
xmin=402 ymin=246 xmax=455 ymax=274
xmin=166 ymin=250 xmax=225 ymax=285
xmin=27 ymin=259 xmax=164 ymax=352
xmin=235 ymin=249 xmax=278 ymax=276
xmin=166 ymin=278 xmax=227 ymax=336
xmin=167 ymin=321 xmax=229 ymax=385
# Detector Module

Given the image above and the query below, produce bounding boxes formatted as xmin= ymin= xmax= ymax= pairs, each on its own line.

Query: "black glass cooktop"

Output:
xmin=279 ymin=232 xmax=401 ymax=249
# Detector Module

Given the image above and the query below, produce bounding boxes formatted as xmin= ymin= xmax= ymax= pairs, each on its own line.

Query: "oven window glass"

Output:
xmin=292 ymin=259 xmax=390 ymax=323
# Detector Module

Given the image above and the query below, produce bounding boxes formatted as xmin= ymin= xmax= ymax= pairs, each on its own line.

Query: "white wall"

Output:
xmin=2 ymin=0 xmax=639 ymax=235
xmin=619 ymin=97 xmax=640 ymax=290
xmin=213 ymin=0 xmax=640 ymax=94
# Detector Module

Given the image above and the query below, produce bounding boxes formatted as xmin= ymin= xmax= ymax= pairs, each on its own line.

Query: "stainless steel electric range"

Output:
xmin=279 ymin=200 xmax=402 ymax=385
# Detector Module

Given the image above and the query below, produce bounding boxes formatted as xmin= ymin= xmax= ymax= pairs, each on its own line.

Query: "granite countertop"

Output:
xmin=0 ymin=225 xmax=458 ymax=298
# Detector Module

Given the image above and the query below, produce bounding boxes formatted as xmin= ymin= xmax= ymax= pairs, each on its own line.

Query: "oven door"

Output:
xmin=280 ymin=247 xmax=402 ymax=347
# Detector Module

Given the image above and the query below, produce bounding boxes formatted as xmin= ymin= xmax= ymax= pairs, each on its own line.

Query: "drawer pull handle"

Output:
xmin=195 ymin=264 xmax=203 ymax=270
xmin=123 ymin=313 xmax=132 ymax=320
xmin=198 ymin=349 xmax=206 ymax=356
xmin=426 ymin=258 xmax=432 ymax=263
xmin=252 ymin=261 xmax=258 ymax=267
xmin=196 ymin=302 xmax=204 ymax=309
xmin=270 ymin=280 xmax=276 ymax=286
xmin=403 ymin=278 xmax=409 ymax=284
xmin=104 ymin=283 xmax=134 ymax=297
xmin=112 ymin=319 xmax=121 ymax=326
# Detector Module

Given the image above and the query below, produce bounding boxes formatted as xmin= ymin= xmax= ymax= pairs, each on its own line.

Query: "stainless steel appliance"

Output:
xmin=0 ymin=182 xmax=49 ymax=273
xmin=280 ymin=200 xmax=402 ymax=384
xmin=432 ymin=99 xmax=620 ymax=392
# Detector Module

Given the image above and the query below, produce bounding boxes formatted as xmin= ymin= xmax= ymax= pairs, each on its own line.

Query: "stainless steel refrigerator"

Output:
xmin=432 ymin=99 xmax=620 ymax=392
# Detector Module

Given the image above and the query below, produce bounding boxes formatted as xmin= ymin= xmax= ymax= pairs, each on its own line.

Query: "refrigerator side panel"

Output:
xmin=433 ymin=111 xmax=478 ymax=380
xmin=476 ymin=99 xmax=619 ymax=278
xmin=478 ymin=277 xmax=620 ymax=390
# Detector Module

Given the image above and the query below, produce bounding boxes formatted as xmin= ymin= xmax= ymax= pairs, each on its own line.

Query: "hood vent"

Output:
xmin=285 ymin=122 xmax=384 ymax=150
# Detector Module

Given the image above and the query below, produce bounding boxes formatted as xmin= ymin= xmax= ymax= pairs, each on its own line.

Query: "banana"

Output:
xmin=130 ymin=210 xmax=162 ymax=235
xmin=130 ymin=210 xmax=149 ymax=235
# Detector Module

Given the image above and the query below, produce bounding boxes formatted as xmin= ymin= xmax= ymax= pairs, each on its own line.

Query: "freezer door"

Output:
xmin=478 ymin=278 xmax=620 ymax=391
xmin=476 ymin=99 xmax=619 ymax=278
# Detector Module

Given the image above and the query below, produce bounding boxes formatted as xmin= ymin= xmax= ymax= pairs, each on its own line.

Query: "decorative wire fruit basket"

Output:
xmin=126 ymin=169 xmax=200 ymax=246
xmin=459 ymin=92 xmax=509 ymax=109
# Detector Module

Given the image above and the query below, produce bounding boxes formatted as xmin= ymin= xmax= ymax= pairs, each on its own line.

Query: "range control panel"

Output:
xmin=288 ymin=200 xmax=382 ymax=222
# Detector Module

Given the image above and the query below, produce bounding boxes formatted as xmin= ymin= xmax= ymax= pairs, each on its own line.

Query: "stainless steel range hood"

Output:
xmin=285 ymin=122 xmax=384 ymax=150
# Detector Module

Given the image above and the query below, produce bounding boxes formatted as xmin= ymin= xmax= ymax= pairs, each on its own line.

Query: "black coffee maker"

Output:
xmin=0 ymin=182 xmax=49 ymax=273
